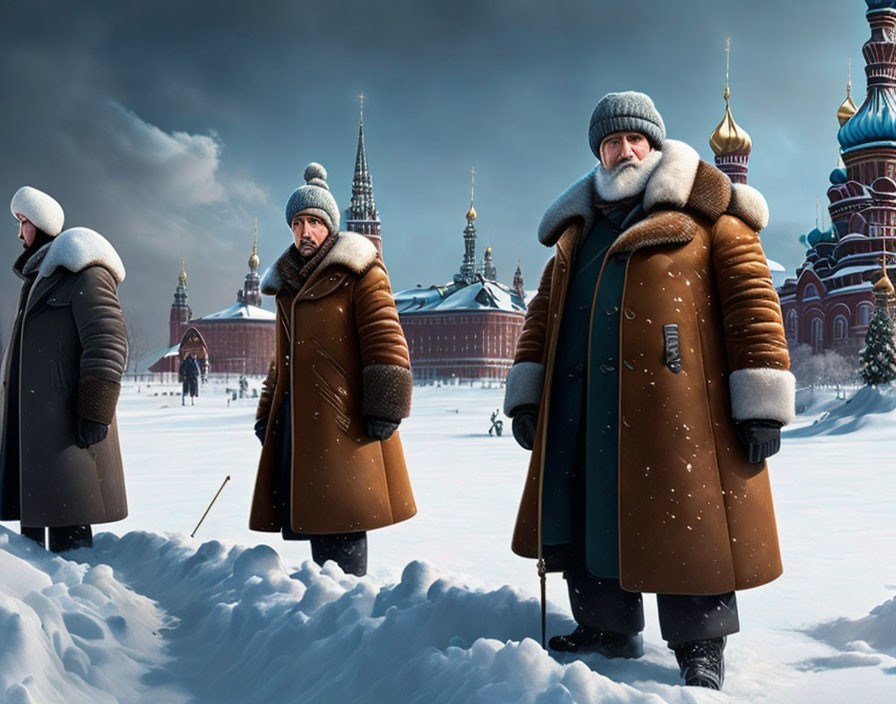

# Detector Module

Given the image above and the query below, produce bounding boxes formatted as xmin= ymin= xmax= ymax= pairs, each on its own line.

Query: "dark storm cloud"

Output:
xmin=0 ymin=0 xmax=869 ymax=348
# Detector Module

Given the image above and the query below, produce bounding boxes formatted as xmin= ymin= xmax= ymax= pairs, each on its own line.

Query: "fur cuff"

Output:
xmin=503 ymin=361 xmax=545 ymax=416
xmin=729 ymin=368 xmax=795 ymax=424
xmin=362 ymin=364 xmax=413 ymax=421
xmin=726 ymin=183 xmax=770 ymax=231
xmin=77 ymin=376 xmax=121 ymax=425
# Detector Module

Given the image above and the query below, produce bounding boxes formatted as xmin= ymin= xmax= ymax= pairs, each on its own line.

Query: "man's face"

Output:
xmin=599 ymin=131 xmax=652 ymax=169
xmin=291 ymin=212 xmax=330 ymax=257
xmin=15 ymin=214 xmax=37 ymax=248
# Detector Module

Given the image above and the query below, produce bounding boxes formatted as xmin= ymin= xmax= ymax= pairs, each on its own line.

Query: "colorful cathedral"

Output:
xmin=777 ymin=0 xmax=896 ymax=355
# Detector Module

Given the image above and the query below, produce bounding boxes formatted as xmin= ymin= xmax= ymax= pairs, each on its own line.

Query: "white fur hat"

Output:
xmin=10 ymin=186 xmax=65 ymax=237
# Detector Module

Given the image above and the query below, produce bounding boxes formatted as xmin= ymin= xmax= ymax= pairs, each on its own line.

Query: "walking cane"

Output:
xmin=191 ymin=475 xmax=231 ymax=538
xmin=537 ymin=557 xmax=547 ymax=649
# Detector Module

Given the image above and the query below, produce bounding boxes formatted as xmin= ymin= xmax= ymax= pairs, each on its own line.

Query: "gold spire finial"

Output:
xmin=837 ymin=58 xmax=858 ymax=126
xmin=710 ymin=38 xmax=752 ymax=156
xmin=466 ymin=166 xmax=477 ymax=220
xmin=249 ymin=217 xmax=260 ymax=270
xmin=179 ymin=239 xmax=187 ymax=284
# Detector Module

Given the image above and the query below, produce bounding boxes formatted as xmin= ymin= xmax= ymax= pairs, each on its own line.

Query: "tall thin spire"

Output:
xmin=239 ymin=218 xmax=262 ymax=307
xmin=456 ymin=167 xmax=479 ymax=284
xmin=346 ymin=93 xmax=382 ymax=250
xmin=710 ymin=38 xmax=752 ymax=184
xmin=170 ymin=237 xmax=191 ymax=345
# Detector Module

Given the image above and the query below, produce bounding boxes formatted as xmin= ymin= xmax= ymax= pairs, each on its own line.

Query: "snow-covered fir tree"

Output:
xmin=859 ymin=273 xmax=896 ymax=386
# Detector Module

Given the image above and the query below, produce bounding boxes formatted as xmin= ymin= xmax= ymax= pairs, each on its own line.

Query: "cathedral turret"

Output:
xmin=483 ymin=246 xmax=496 ymax=281
xmin=512 ymin=260 xmax=525 ymax=300
xmin=710 ymin=39 xmax=752 ymax=185
xmin=838 ymin=1 xmax=896 ymax=175
xmin=237 ymin=217 xmax=262 ymax=307
xmin=455 ymin=168 xmax=479 ymax=284
xmin=345 ymin=94 xmax=383 ymax=254
xmin=170 ymin=244 xmax=192 ymax=345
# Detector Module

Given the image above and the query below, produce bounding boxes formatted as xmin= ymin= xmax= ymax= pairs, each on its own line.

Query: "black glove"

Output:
xmin=735 ymin=419 xmax=783 ymax=464
xmin=511 ymin=405 xmax=538 ymax=451
xmin=254 ymin=417 xmax=268 ymax=445
xmin=77 ymin=418 xmax=109 ymax=449
xmin=366 ymin=417 xmax=400 ymax=440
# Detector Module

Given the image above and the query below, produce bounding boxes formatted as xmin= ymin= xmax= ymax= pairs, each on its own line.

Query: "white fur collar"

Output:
xmin=26 ymin=227 xmax=125 ymax=283
xmin=538 ymin=140 xmax=701 ymax=246
xmin=261 ymin=231 xmax=378 ymax=294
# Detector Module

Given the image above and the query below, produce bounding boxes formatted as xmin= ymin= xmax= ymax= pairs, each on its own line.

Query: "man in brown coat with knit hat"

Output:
xmin=503 ymin=92 xmax=794 ymax=689
xmin=250 ymin=163 xmax=415 ymax=576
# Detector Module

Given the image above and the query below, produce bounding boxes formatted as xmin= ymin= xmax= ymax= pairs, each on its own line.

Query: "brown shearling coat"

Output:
xmin=505 ymin=142 xmax=794 ymax=595
xmin=249 ymin=232 xmax=416 ymax=534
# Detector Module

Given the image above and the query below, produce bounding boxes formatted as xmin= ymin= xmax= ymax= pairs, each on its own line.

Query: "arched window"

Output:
xmin=811 ymin=318 xmax=824 ymax=353
xmin=803 ymin=283 xmax=819 ymax=300
xmin=833 ymin=314 xmax=849 ymax=341
xmin=858 ymin=302 xmax=873 ymax=326
xmin=786 ymin=309 xmax=798 ymax=340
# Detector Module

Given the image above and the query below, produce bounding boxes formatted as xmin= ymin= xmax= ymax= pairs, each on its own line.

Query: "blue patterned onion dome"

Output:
xmin=820 ymin=225 xmax=838 ymax=244
xmin=838 ymin=88 xmax=896 ymax=150
xmin=866 ymin=0 xmax=896 ymax=10
xmin=829 ymin=167 xmax=848 ymax=184
xmin=806 ymin=227 xmax=825 ymax=248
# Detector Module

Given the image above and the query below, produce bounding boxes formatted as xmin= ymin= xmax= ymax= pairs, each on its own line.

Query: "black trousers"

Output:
xmin=563 ymin=563 xmax=739 ymax=647
xmin=21 ymin=524 xmax=93 ymax=552
xmin=276 ymin=395 xmax=368 ymax=577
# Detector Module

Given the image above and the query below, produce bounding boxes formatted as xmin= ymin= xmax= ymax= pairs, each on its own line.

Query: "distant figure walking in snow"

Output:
xmin=180 ymin=353 xmax=201 ymax=405
xmin=503 ymin=92 xmax=795 ymax=690
xmin=488 ymin=409 xmax=504 ymax=436
xmin=249 ymin=163 xmax=415 ymax=576
xmin=0 ymin=187 xmax=129 ymax=552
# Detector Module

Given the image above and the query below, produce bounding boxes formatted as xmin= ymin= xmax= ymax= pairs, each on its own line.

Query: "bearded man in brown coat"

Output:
xmin=1 ymin=187 xmax=128 ymax=552
xmin=250 ymin=163 xmax=415 ymax=576
xmin=503 ymin=92 xmax=794 ymax=689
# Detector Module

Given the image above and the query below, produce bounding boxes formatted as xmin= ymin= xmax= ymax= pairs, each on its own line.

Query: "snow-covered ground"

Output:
xmin=1 ymin=381 xmax=895 ymax=703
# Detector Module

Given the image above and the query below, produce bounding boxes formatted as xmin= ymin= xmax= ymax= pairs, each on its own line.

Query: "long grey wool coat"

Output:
xmin=0 ymin=228 xmax=128 ymax=527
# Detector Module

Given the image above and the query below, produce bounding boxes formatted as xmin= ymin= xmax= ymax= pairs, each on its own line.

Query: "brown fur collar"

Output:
xmin=537 ymin=139 xmax=769 ymax=248
xmin=261 ymin=231 xmax=379 ymax=295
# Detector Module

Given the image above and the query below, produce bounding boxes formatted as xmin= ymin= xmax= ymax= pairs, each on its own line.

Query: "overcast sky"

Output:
xmin=0 ymin=0 xmax=870 ymax=347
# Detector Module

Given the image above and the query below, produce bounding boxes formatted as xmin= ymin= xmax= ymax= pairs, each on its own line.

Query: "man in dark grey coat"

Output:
xmin=0 ymin=186 xmax=129 ymax=552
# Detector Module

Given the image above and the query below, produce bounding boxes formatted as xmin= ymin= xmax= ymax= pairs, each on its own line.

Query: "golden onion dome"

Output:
xmin=249 ymin=251 xmax=260 ymax=269
xmin=874 ymin=272 xmax=895 ymax=294
xmin=837 ymin=95 xmax=858 ymax=127
xmin=466 ymin=205 xmax=477 ymax=221
xmin=710 ymin=104 xmax=752 ymax=156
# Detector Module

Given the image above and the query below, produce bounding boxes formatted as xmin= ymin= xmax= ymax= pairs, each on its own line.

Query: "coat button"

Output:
xmin=605 ymin=306 xmax=618 ymax=317
xmin=624 ymin=308 xmax=636 ymax=320
xmin=599 ymin=359 xmax=616 ymax=374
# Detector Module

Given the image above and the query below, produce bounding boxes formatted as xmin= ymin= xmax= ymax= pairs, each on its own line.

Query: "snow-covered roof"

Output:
xmin=198 ymin=303 xmax=275 ymax=321
xmin=394 ymin=279 xmax=526 ymax=314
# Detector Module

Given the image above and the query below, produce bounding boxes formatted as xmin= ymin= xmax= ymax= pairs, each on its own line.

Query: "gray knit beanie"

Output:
xmin=10 ymin=186 xmax=65 ymax=236
xmin=588 ymin=91 xmax=665 ymax=159
xmin=285 ymin=163 xmax=340 ymax=233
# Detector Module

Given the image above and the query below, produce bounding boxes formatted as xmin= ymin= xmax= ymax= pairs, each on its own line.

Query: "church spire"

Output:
xmin=710 ymin=38 xmax=752 ymax=184
xmin=238 ymin=217 xmax=262 ymax=307
xmin=170 ymin=238 xmax=191 ymax=345
xmin=456 ymin=168 xmax=479 ymax=284
xmin=346 ymin=93 xmax=383 ymax=253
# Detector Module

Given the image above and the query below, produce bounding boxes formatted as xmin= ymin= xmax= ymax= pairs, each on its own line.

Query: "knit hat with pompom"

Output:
xmin=284 ymin=163 xmax=340 ymax=233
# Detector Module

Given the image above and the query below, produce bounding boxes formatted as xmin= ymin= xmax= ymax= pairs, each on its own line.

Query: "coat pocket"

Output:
xmin=662 ymin=323 xmax=682 ymax=374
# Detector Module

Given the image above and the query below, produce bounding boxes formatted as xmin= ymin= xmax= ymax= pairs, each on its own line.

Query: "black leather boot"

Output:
xmin=548 ymin=625 xmax=643 ymax=658
xmin=673 ymin=637 xmax=725 ymax=689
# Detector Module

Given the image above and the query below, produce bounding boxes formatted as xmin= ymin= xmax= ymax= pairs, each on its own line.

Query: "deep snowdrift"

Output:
xmin=2 ymin=528 xmax=711 ymax=704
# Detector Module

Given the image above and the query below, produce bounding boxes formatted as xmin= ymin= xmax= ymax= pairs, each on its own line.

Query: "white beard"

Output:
xmin=593 ymin=149 xmax=662 ymax=202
